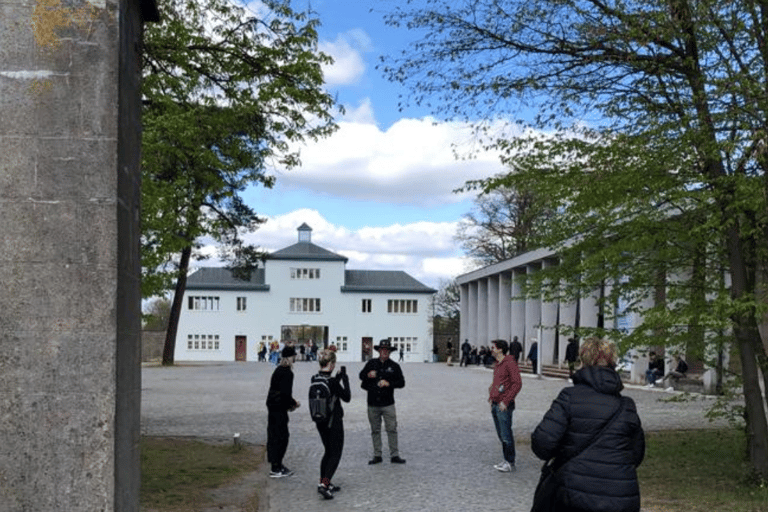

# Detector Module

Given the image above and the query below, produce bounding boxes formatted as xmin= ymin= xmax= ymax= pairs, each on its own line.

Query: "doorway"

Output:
xmin=235 ymin=336 xmax=247 ymax=361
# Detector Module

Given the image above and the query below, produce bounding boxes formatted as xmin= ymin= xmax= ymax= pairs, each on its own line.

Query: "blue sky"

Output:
xmin=221 ymin=0 xmax=510 ymax=289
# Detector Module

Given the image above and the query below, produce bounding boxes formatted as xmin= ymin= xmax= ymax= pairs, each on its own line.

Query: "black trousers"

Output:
xmin=317 ymin=417 xmax=345 ymax=482
xmin=267 ymin=408 xmax=290 ymax=470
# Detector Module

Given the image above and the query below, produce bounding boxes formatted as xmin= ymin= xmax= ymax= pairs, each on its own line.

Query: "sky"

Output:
xmin=213 ymin=0 xmax=511 ymax=289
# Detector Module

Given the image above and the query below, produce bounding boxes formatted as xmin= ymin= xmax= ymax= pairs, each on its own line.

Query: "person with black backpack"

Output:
xmin=309 ymin=349 xmax=350 ymax=500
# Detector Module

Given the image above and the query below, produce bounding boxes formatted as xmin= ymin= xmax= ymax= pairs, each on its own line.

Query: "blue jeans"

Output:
xmin=491 ymin=403 xmax=515 ymax=464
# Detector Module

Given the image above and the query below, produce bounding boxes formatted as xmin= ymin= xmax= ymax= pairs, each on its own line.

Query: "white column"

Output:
xmin=499 ymin=272 xmax=512 ymax=342
xmin=511 ymin=269 xmax=526 ymax=343
xmin=468 ymin=281 xmax=479 ymax=345
xmin=478 ymin=278 xmax=489 ymax=345
xmin=525 ymin=263 xmax=542 ymax=355
xmin=488 ymin=275 xmax=500 ymax=339
xmin=541 ymin=260 xmax=558 ymax=366
xmin=460 ymin=283 xmax=470 ymax=349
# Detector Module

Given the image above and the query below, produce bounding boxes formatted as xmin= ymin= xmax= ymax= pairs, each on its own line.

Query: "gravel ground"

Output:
xmin=142 ymin=361 xmax=729 ymax=512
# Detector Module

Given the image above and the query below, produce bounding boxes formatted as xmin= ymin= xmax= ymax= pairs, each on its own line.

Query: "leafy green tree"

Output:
xmin=143 ymin=297 xmax=172 ymax=331
xmin=142 ymin=0 xmax=339 ymax=365
xmin=382 ymin=0 xmax=768 ymax=480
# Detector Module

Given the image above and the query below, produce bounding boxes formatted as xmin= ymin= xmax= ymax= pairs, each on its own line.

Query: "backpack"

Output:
xmin=308 ymin=374 xmax=336 ymax=424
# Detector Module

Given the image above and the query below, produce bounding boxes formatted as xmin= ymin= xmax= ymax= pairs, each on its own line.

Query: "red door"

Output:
xmin=235 ymin=336 xmax=247 ymax=361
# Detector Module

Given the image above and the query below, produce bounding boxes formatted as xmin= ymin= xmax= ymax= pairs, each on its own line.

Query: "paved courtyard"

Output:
xmin=142 ymin=361 xmax=727 ymax=512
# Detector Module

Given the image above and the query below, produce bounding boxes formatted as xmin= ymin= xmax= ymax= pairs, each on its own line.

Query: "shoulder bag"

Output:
xmin=531 ymin=396 xmax=627 ymax=512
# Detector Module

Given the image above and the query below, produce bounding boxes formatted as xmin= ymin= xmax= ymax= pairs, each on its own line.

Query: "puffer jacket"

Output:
xmin=531 ymin=366 xmax=645 ymax=512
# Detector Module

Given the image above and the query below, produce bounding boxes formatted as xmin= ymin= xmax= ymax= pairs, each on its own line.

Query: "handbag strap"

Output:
xmin=553 ymin=396 xmax=626 ymax=469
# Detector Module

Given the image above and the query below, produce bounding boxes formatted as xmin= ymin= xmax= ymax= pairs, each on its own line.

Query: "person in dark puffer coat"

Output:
xmin=531 ymin=337 xmax=644 ymax=512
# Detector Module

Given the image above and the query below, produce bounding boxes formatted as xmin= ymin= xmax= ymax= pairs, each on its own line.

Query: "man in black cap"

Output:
xmin=359 ymin=339 xmax=406 ymax=464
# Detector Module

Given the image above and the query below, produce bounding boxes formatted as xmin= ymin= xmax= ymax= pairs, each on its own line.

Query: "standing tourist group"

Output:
xmin=265 ymin=336 xmax=645 ymax=511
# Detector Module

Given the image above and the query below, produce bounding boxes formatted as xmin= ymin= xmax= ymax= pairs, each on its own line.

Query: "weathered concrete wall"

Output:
xmin=0 ymin=0 xmax=152 ymax=508
xmin=142 ymin=331 xmax=165 ymax=362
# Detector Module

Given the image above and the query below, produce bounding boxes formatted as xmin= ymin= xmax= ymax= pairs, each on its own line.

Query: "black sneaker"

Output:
xmin=327 ymin=483 xmax=341 ymax=493
xmin=390 ymin=456 xmax=407 ymax=464
xmin=368 ymin=456 xmax=383 ymax=465
xmin=318 ymin=485 xmax=334 ymax=500
xmin=269 ymin=467 xmax=293 ymax=478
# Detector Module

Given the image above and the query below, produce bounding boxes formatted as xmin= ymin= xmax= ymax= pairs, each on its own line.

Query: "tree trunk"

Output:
xmin=162 ymin=245 xmax=193 ymax=366
xmin=726 ymin=225 xmax=768 ymax=481
xmin=734 ymin=317 xmax=768 ymax=481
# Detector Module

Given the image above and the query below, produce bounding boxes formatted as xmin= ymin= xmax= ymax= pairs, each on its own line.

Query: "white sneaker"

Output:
xmin=494 ymin=461 xmax=513 ymax=472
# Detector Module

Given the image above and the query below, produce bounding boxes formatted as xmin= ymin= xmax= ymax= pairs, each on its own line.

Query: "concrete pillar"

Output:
xmin=468 ymin=282 xmax=478 ymax=345
xmin=498 ymin=272 xmax=512 ymax=342
xmin=460 ymin=283 xmax=469 ymax=348
xmin=540 ymin=260 xmax=558 ymax=366
xmin=511 ymin=269 xmax=526 ymax=343
xmin=0 ymin=0 xmax=156 ymax=510
xmin=477 ymin=278 xmax=489 ymax=345
xmin=580 ymin=288 xmax=601 ymax=329
xmin=525 ymin=264 xmax=542 ymax=355
xmin=488 ymin=275 xmax=500 ymax=340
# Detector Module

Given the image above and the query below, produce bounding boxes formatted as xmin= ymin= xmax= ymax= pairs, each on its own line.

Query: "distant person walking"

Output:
xmin=266 ymin=345 xmax=300 ymax=478
xmin=460 ymin=339 xmax=471 ymax=367
xmin=310 ymin=349 xmax=351 ymax=500
xmin=527 ymin=339 xmax=539 ymax=374
xmin=359 ymin=339 xmax=407 ymax=465
xmin=509 ymin=336 xmax=523 ymax=362
xmin=488 ymin=339 xmax=523 ymax=473
xmin=531 ymin=337 xmax=644 ymax=512
xmin=565 ymin=337 xmax=580 ymax=378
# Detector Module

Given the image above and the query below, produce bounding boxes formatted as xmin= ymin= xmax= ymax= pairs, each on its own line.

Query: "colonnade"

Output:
xmin=457 ymin=249 xmax=624 ymax=375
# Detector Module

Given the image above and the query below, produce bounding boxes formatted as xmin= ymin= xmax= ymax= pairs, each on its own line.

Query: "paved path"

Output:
xmin=142 ymin=362 xmax=727 ymax=512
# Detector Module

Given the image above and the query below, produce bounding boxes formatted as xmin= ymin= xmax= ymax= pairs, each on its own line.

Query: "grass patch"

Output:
xmin=140 ymin=437 xmax=264 ymax=511
xmin=640 ymin=429 xmax=768 ymax=512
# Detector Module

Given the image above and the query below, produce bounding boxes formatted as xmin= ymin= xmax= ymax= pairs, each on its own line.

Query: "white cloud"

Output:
xmin=279 ymin=116 xmax=507 ymax=206
xmin=222 ymin=209 xmax=468 ymax=288
xmin=320 ymin=30 xmax=373 ymax=86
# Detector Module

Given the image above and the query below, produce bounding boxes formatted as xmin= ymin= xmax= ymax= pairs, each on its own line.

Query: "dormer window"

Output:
xmin=297 ymin=223 xmax=312 ymax=243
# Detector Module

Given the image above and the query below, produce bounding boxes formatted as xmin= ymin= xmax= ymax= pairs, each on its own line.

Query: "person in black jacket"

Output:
xmin=359 ymin=339 xmax=406 ymax=464
xmin=313 ymin=349 xmax=351 ymax=499
xmin=531 ymin=337 xmax=645 ymax=512
xmin=266 ymin=345 xmax=300 ymax=478
xmin=564 ymin=337 xmax=580 ymax=378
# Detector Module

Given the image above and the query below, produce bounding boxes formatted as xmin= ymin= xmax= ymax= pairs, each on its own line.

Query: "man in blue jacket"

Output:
xmin=359 ymin=339 xmax=406 ymax=465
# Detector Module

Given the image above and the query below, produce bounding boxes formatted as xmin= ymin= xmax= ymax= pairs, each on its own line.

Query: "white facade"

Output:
xmin=175 ymin=224 xmax=436 ymax=363
xmin=456 ymin=248 xmax=680 ymax=385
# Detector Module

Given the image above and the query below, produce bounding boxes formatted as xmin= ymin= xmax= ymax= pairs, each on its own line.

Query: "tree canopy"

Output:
xmin=382 ymin=0 xmax=768 ymax=481
xmin=141 ymin=0 xmax=340 ymax=364
xmin=455 ymin=180 xmax=551 ymax=266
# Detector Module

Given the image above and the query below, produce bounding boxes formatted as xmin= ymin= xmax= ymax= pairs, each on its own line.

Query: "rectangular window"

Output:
xmin=289 ymin=297 xmax=321 ymax=312
xmin=387 ymin=300 xmax=418 ymax=314
xmin=362 ymin=299 xmax=372 ymax=313
xmin=237 ymin=297 xmax=247 ymax=311
xmin=290 ymin=267 xmax=321 ymax=279
xmin=188 ymin=295 xmax=220 ymax=311
xmin=187 ymin=334 xmax=220 ymax=350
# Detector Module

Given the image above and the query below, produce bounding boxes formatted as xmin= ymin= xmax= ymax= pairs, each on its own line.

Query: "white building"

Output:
xmin=456 ymin=247 xmax=718 ymax=390
xmin=175 ymin=223 xmax=436 ymax=363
